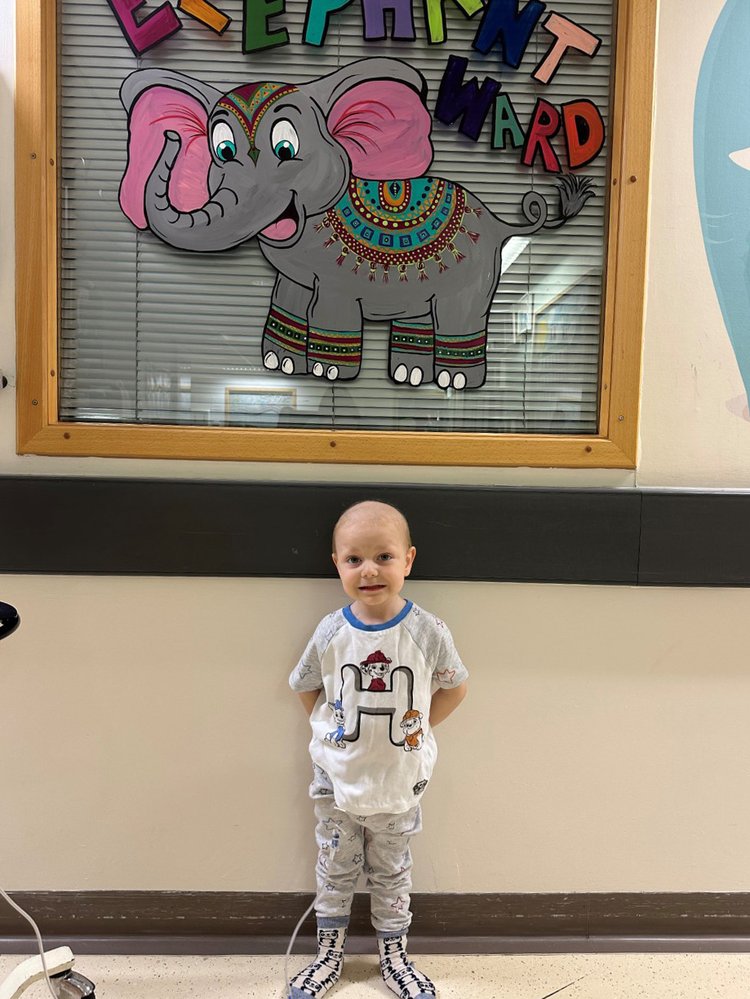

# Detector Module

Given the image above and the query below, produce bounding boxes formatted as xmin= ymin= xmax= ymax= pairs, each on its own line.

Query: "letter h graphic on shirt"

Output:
xmin=337 ymin=662 xmax=415 ymax=747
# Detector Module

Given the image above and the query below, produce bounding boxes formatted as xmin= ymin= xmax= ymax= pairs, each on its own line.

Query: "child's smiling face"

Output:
xmin=332 ymin=503 xmax=416 ymax=624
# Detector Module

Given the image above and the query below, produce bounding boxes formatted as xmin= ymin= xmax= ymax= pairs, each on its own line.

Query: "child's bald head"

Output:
xmin=332 ymin=501 xmax=412 ymax=555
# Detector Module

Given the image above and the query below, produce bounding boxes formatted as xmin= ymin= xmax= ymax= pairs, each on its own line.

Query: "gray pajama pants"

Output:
xmin=310 ymin=766 xmax=422 ymax=935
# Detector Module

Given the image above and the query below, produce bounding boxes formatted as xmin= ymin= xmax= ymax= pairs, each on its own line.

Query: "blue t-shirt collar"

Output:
xmin=343 ymin=600 xmax=413 ymax=631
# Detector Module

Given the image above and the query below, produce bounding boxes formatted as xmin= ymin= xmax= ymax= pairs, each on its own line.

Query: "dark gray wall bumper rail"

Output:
xmin=3 ymin=892 xmax=750 ymax=953
xmin=0 ymin=477 xmax=748 ymax=585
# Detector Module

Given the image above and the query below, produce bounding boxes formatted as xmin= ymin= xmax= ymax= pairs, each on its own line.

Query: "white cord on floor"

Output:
xmin=283 ymin=831 xmax=339 ymax=999
xmin=283 ymin=895 xmax=318 ymax=999
xmin=0 ymin=887 xmax=59 ymax=999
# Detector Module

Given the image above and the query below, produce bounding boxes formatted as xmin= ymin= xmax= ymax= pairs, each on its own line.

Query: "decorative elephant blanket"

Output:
xmin=317 ymin=177 xmax=480 ymax=283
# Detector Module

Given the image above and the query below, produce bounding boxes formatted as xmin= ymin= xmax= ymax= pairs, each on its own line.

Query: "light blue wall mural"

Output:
xmin=695 ymin=0 xmax=750 ymax=415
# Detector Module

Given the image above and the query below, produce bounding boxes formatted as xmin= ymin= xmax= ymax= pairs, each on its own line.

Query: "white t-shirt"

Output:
xmin=289 ymin=601 xmax=468 ymax=816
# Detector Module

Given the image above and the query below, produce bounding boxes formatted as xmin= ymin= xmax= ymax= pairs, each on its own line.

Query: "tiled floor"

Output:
xmin=1 ymin=951 xmax=746 ymax=999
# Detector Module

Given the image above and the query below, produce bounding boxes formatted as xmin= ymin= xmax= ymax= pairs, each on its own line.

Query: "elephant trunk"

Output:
xmin=144 ymin=131 xmax=245 ymax=252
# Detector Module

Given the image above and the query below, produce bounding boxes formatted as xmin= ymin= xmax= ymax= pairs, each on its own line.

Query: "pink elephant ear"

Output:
xmin=327 ymin=81 xmax=433 ymax=180
xmin=119 ymin=86 xmax=211 ymax=230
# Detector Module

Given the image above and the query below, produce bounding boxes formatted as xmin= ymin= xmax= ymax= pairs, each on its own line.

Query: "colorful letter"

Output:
xmin=522 ymin=98 xmax=561 ymax=172
xmin=106 ymin=0 xmax=181 ymax=55
xmin=434 ymin=55 xmax=500 ymax=142
xmin=177 ymin=0 xmax=231 ymax=33
xmin=243 ymin=0 xmax=289 ymax=51
xmin=533 ymin=12 xmax=601 ymax=84
xmin=363 ymin=0 xmax=415 ymax=39
xmin=423 ymin=0 xmax=483 ymax=46
xmin=492 ymin=92 xmax=524 ymax=150
xmin=304 ymin=0 xmax=355 ymax=45
xmin=473 ymin=0 xmax=546 ymax=67
xmin=562 ymin=99 xmax=605 ymax=168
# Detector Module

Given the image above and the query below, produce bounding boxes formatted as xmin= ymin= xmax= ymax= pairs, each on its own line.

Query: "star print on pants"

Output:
xmin=353 ymin=853 xmax=364 ymax=864
xmin=390 ymin=896 xmax=407 ymax=912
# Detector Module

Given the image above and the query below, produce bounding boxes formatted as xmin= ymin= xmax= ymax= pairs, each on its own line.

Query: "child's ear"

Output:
xmin=404 ymin=546 xmax=416 ymax=576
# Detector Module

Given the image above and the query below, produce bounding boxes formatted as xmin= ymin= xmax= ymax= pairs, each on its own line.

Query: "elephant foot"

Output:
xmin=263 ymin=349 xmax=303 ymax=376
xmin=435 ymin=364 xmax=486 ymax=390
xmin=434 ymin=331 xmax=487 ymax=389
xmin=310 ymin=360 xmax=361 ymax=381
xmin=390 ymin=326 xmax=434 ymax=388
xmin=308 ymin=327 xmax=362 ymax=382
xmin=262 ymin=309 xmax=309 ymax=377
xmin=311 ymin=361 xmax=341 ymax=381
xmin=392 ymin=363 xmax=427 ymax=387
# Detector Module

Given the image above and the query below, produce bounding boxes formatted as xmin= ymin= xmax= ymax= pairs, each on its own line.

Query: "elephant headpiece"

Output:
xmin=119 ymin=59 xmax=433 ymax=251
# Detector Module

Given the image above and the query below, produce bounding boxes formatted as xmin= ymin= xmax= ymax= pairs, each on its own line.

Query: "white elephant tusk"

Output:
xmin=729 ymin=146 xmax=750 ymax=170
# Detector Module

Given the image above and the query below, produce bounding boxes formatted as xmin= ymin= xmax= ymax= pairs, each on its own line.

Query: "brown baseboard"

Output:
xmin=3 ymin=893 xmax=750 ymax=954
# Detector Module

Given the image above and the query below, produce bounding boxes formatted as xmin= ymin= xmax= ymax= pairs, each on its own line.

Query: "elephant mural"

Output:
xmin=695 ymin=0 xmax=750 ymax=416
xmin=119 ymin=58 xmax=593 ymax=390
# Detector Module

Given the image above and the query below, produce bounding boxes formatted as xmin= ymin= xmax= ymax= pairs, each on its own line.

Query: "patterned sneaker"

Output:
xmin=377 ymin=934 xmax=436 ymax=999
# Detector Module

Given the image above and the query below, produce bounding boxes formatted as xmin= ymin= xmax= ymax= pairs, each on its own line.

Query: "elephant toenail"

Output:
xmin=264 ymin=352 xmax=279 ymax=370
xmin=281 ymin=357 xmax=295 ymax=375
xmin=453 ymin=373 xmax=467 ymax=390
xmin=326 ymin=366 xmax=339 ymax=381
xmin=312 ymin=363 xmax=324 ymax=377
xmin=393 ymin=364 xmax=408 ymax=383
xmin=409 ymin=367 xmax=423 ymax=387
xmin=436 ymin=371 xmax=451 ymax=389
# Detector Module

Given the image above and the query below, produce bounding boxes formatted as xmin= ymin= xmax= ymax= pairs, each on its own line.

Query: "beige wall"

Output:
xmin=2 ymin=574 xmax=749 ymax=893
xmin=1 ymin=0 xmax=750 ymax=893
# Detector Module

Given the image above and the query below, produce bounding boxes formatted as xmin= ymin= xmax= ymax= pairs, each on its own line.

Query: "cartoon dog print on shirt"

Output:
xmin=325 ymin=699 xmax=347 ymax=749
xmin=360 ymin=650 xmax=392 ymax=690
xmin=400 ymin=709 xmax=424 ymax=751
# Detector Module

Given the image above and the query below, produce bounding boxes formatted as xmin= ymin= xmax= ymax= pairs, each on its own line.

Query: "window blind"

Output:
xmin=58 ymin=0 xmax=614 ymax=434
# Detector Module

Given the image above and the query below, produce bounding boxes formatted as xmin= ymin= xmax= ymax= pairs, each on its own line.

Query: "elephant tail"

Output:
xmin=496 ymin=175 xmax=594 ymax=240
xmin=542 ymin=174 xmax=596 ymax=230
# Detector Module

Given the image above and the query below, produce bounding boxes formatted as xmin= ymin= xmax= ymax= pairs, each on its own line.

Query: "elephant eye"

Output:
xmin=211 ymin=121 xmax=237 ymax=163
xmin=270 ymin=119 xmax=299 ymax=161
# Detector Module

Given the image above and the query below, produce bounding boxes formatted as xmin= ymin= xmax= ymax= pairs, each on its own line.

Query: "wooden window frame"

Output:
xmin=15 ymin=0 xmax=656 ymax=468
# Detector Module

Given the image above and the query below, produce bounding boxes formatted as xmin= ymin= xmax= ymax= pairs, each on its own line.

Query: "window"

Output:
xmin=16 ymin=0 xmax=655 ymax=466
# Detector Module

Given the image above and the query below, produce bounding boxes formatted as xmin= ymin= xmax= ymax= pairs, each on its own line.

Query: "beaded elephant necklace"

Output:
xmin=316 ymin=177 xmax=481 ymax=282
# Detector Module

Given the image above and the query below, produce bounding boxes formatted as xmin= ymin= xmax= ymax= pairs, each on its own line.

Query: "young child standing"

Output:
xmin=288 ymin=501 xmax=468 ymax=999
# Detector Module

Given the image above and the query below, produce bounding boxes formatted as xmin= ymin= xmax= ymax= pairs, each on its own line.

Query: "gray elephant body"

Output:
xmin=119 ymin=60 xmax=592 ymax=390
xmin=259 ymin=183 xmax=508 ymax=388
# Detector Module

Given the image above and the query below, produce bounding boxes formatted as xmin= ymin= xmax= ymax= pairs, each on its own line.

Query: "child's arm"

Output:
xmin=429 ymin=680 xmax=467 ymax=727
xmin=297 ymin=689 xmax=322 ymax=717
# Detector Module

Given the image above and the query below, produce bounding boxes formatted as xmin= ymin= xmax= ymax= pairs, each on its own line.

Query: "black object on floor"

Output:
xmin=52 ymin=970 xmax=97 ymax=999
xmin=0 ymin=602 xmax=19 ymax=641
